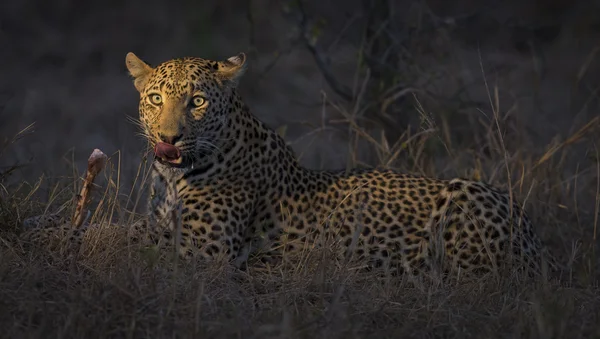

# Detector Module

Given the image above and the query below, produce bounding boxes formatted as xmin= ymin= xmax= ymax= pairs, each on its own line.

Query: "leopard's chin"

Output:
xmin=155 ymin=155 xmax=191 ymax=169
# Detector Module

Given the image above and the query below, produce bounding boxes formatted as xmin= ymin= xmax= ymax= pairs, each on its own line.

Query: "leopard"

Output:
xmin=20 ymin=51 xmax=559 ymax=278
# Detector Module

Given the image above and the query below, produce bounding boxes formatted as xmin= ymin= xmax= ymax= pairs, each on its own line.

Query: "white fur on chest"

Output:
xmin=148 ymin=162 xmax=187 ymax=230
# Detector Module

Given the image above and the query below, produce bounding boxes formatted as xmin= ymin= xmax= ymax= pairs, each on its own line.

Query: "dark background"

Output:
xmin=1 ymin=0 xmax=598 ymax=199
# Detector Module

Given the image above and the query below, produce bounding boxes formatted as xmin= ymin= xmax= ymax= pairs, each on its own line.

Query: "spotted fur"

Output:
xmin=20 ymin=52 xmax=558 ymax=277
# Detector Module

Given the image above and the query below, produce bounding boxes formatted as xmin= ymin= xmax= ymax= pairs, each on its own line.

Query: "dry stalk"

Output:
xmin=72 ymin=149 xmax=108 ymax=229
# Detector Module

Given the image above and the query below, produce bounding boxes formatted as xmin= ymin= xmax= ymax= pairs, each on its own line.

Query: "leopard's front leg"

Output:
xmin=146 ymin=165 xmax=254 ymax=265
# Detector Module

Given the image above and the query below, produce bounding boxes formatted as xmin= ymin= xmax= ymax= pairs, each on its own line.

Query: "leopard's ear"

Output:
xmin=216 ymin=53 xmax=247 ymax=87
xmin=125 ymin=52 xmax=153 ymax=92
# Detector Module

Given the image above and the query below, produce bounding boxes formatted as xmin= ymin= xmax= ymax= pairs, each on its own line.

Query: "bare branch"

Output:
xmin=295 ymin=0 xmax=354 ymax=101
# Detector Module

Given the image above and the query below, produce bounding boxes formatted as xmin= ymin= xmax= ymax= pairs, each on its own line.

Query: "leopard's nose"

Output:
xmin=159 ymin=133 xmax=183 ymax=145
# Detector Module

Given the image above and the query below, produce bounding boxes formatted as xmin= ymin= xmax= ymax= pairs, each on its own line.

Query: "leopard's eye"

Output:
xmin=191 ymin=96 xmax=206 ymax=108
xmin=149 ymin=94 xmax=162 ymax=105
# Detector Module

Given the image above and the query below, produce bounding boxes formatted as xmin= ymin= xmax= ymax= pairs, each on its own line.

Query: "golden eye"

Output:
xmin=191 ymin=96 xmax=206 ymax=108
xmin=149 ymin=94 xmax=162 ymax=105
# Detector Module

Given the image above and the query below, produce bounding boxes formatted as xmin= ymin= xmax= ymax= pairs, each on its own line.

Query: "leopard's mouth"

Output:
xmin=154 ymin=142 xmax=187 ymax=168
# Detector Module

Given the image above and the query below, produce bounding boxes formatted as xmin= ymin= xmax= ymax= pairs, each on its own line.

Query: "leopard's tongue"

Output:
xmin=154 ymin=142 xmax=182 ymax=164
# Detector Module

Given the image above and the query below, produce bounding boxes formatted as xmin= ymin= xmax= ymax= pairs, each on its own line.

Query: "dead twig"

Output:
xmin=72 ymin=149 xmax=107 ymax=229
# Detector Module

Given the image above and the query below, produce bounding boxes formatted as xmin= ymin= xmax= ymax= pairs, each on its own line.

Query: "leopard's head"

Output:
xmin=125 ymin=52 xmax=247 ymax=168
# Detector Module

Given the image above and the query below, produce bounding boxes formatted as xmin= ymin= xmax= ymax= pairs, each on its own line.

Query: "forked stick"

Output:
xmin=72 ymin=149 xmax=108 ymax=229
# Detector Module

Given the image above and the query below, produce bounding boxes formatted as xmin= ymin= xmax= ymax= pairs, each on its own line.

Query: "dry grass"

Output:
xmin=1 ymin=233 xmax=598 ymax=339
